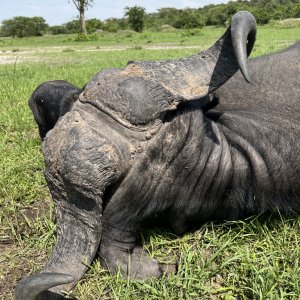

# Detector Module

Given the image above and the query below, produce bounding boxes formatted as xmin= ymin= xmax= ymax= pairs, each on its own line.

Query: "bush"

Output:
xmin=252 ymin=8 xmax=272 ymax=25
xmin=125 ymin=6 xmax=146 ymax=32
xmin=74 ymin=33 xmax=99 ymax=42
xmin=181 ymin=28 xmax=203 ymax=37
xmin=102 ymin=18 xmax=123 ymax=32
xmin=48 ymin=25 xmax=68 ymax=35
xmin=0 ymin=16 xmax=48 ymax=37
xmin=86 ymin=18 xmax=103 ymax=33
xmin=160 ymin=24 xmax=177 ymax=32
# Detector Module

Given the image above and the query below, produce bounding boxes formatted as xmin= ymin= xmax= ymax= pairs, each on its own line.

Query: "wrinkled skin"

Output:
xmin=29 ymin=80 xmax=84 ymax=140
xmin=16 ymin=12 xmax=300 ymax=300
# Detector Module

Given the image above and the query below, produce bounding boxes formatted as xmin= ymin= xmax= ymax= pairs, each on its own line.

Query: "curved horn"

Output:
xmin=231 ymin=11 xmax=257 ymax=82
xmin=15 ymin=273 xmax=74 ymax=300
xmin=128 ymin=11 xmax=257 ymax=100
xmin=15 ymin=171 xmax=103 ymax=299
xmin=81 ymin=12 xmax=257 ymax=127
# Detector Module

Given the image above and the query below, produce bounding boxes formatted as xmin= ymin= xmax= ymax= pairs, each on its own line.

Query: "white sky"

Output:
xmin=0 ymin=0 xmax=228 ymax=26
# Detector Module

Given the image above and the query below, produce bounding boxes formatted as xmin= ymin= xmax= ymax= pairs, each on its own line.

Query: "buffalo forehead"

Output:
xmin=81 ymin=68 xmax=178 ymax=126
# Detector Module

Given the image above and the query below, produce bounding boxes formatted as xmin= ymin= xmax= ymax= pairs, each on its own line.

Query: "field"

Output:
xmin=0 ymin=25 xmax=300 ymax=299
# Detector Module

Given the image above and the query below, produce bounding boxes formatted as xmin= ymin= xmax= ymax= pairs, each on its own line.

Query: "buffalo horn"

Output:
xmin=129 ymin=11 xmax=257 ymax=100
xmin=15 ymin=178 xmax=103 ymax=299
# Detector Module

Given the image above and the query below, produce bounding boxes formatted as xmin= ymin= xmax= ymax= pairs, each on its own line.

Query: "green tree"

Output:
xmin=102 ymin=18 xmax=122 ymax=32
xmin=174 ymin=9 xmax=204 ymax=29
xmin=294 ymin=3 xmax=300 ymax=17
xmin=252 ymin=7 xmax=272 ymax=24
xmin=49 ymin=25 xmax=68 ymax=35
xmin=86 ymin=18 xmax=103 ymax=33
xmin=125 ymin=6 xmax=146 ymax=32
xmin=65 ymin=20 xmax=81 ymax=33
xmin=205 ymin=5 xmax=229 ymax=26
xmin=0 ymin=16 xmax=48 ymax=37
xmin=102 ymin=17 xmax=128 ymax=32
xmin=70 ymin=0 xmax=94 ymax=35
xmin=158 ymin=7 xmax=179 ymax=26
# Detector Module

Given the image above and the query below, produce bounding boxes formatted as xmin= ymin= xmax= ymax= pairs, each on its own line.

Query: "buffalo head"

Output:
xmin=16 ymin=11 xmax=257 ymax=300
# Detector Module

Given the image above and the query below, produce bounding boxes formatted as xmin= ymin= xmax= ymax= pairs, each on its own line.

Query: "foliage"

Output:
xmin=48 ymin=25 xmax=68 ymax=35
xmin=74 ymin=32 xmax=99 ymax=41
xmin=157 ymin=8 xmax=179 ymax=28
xmin=70 ymin=0 xmax=94 ymax=35
xmin=0 ymin=16 xmax=48 ymax=38
xmin=163 ymin=8 xmax=205 ymax=29
xmin=121 ymin=0 xmax=300 ymax=29
xmin=49 ymin=18 xmax=102 ymax=35
xmin=86 ymin=18 xmax=103 ymax=33
xmin=102 ymin=18 xmax=127 ymax=32
xmin=65 ymin=19 xmax=81 ymax=33
xmin=125 ymin=6 xmax=146 ymax=32
xmin=0 ymin=25 xmax=298 ymax=51
xmin=1 ymin=0 xmax=299 ymax=38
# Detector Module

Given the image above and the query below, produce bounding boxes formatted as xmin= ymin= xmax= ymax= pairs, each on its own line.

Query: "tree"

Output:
xmin=70 ymin=0 xmax=94 ymax=35
xmin=65 ymin=19 xmax=81 ymax=33
xmin=252 ymin=7 xmax=272 ymax=24
xmin=102 ymin=18 xmax=122 ymax=32
xmin=86 ymin=18 xmax=103 ymax=33
xmin=205 ymin=5 xmax=229 ymax=26
xmin=125 ymin=6 xmax=146 ymax=32
xmin=294 ymin=3 xmax=300 ymax=17
xmin=173 ymin=9 xmax=204 ymax=29
xmin=158 ymin=7 xmax=179 ymax=26
xmin=0 ymin=16 xmax=48 ymax=37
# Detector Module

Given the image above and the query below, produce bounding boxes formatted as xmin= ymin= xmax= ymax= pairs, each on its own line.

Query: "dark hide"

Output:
xmin=28 ymin=80 xmax=84 ymax=139
xmin=15 ymin=12 xmax=300 ymax=300
xmin=48 ymin=39 xmax=300 ymax=287
xmin=97 ymin=40 xmax=300 ymax=277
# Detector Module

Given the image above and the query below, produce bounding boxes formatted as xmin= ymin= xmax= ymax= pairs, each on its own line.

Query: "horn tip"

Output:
xmin=244 ymin=73 xmax=251 ymax=83
xmin=241 ymin=67 xmax=251 ymax=83
xmin=15 ymin=273 xmax=75 ymax=300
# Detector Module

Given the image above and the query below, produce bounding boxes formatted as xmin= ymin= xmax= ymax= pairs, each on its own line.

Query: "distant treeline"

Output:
xmin=1 ymin=0 xmax=299 ymax=37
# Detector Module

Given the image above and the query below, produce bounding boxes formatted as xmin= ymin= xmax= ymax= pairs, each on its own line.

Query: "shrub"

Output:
xmin=74 ymin=33 xmax=99 ymax=42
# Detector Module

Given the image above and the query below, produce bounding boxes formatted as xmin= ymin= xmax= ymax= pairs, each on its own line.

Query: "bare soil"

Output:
xmin=0 ymin=45 xmax=199 ymax=64
xmin=0 ymin=198 xmax=51 ymax=299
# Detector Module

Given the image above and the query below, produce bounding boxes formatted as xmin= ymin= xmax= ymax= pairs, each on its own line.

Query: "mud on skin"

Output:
xmin=16 ymin=11 xmax=300 ymax=299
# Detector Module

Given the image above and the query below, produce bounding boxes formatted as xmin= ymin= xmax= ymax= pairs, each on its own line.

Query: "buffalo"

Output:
xmin=29 ymin=80 xmax=83 ymax=140
xmin=16 ymin=11 xmax=300 ymax=299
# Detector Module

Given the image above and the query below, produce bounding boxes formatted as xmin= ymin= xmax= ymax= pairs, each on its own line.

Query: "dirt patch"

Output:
xmin=16 ymin=197 xmax=52 ymax=237
xmin=18 ymin=199 xmax=51 ymax=223
xmin=0 ymin=243 xmax=27 ymax=299
xmin=0 ymin=55 xmax=24 ymax=64
xmin=0 ymin=198 xmax=52 ymax=299
xmin=0 ymin=242 xmax=49 ymax=299
xmin=0 ymin=45 xmax=200 ymax=65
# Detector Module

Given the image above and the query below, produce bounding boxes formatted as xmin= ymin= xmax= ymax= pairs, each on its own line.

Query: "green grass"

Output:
xmin=0 ymin=25 xmax=299 ymax=299
xmin=0 ymin=24 xmax=299 ymax=53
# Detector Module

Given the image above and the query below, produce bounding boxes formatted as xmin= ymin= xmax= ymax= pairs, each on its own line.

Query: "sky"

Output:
xmin=0 ymin=0 xmax=228 ymax=26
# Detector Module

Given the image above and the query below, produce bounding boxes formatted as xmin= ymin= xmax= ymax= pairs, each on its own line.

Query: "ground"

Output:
xmin=0 ymin=25 xmax=300 ymax=299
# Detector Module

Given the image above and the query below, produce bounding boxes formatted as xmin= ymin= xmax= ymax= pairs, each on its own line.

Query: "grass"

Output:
xmin=0 ymin=24 xmax=299 ymax=299
xmin=0 ymin=24 xmax=299 ymax=53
